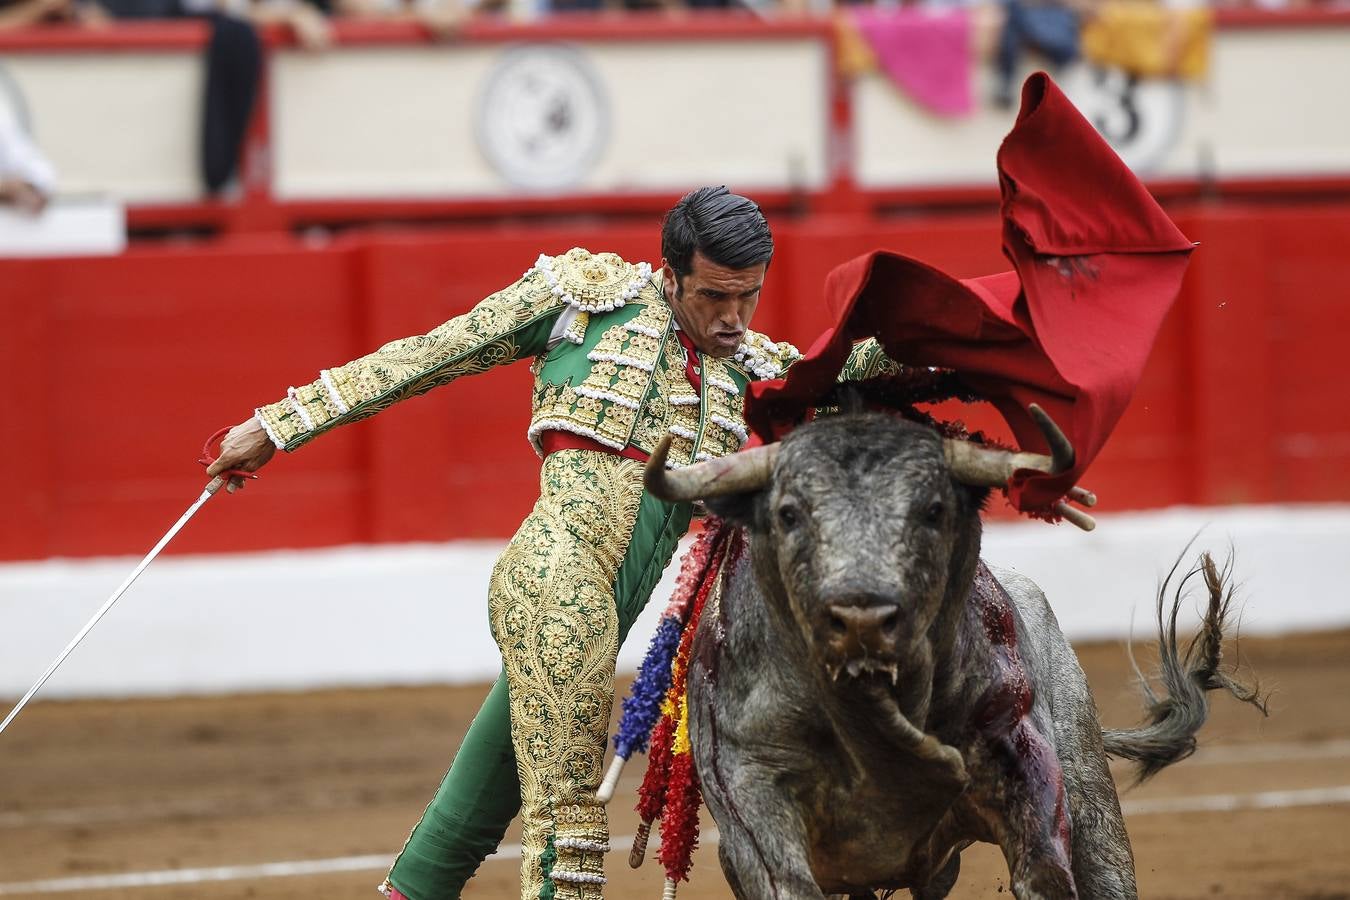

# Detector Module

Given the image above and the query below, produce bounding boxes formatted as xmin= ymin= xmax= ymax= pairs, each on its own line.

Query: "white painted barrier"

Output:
xmin=2 ymin=505 xmax=1347 ymax=699
xmin=0 ymin=197 xmax=126 ymax=257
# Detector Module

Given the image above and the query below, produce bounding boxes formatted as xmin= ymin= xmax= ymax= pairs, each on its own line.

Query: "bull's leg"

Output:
xmin=701 ymin=765 xmax=829 ymax=900
xmin=1002 ymin=567 xmax=1137 ymax=899
xmin=1057 ymin=742 xmax=1137 ymax=899
xmin=965 ymin=571 xmax=1078 ymax=900
xmin=963 ymin=719 xmax=1078 ymax=900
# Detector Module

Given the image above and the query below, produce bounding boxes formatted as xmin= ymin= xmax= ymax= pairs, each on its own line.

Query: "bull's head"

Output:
xmin=646 ymin=407 xmax=1090 ymax=688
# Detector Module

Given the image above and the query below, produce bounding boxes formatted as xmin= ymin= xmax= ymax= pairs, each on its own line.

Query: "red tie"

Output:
xmin=675 ymin=330 xmax=702 ymax=394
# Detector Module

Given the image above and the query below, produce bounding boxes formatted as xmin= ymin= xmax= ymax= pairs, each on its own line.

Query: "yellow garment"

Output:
xmin=1082 ymin=2 xmax=1213 ymax=81
xmin=834 ymin=12 xmax=877 ymax=78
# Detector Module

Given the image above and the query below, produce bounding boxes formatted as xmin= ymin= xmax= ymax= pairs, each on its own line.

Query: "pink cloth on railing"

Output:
xmin=851 ymin=7 xmax=974 ymax=118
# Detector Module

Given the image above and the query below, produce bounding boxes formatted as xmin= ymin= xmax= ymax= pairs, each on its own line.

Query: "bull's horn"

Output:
xmin=644 ymin=435 xmax=779 ymax=503
xmin=942 ymin=402 xmax=1076 ymax=487
xmin=1053 ymin=500 xmax=1097 ymax=531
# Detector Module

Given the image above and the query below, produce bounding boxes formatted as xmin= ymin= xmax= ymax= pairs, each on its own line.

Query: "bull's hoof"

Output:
xmin=913 ymin=853 xmax=962 ymax=900
xmin=1012 ymin=866 xmax=1076 ymax=900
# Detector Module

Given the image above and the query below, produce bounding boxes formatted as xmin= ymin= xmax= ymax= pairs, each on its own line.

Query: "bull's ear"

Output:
xmin=705 ymin=490 xmax=769 ymax=531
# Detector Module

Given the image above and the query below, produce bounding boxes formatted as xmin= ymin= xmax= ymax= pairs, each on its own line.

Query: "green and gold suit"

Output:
xmin=254 ymin=249 xmax=896 ymax=900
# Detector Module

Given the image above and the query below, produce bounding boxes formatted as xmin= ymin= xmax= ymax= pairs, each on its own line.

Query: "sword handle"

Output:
xmin=198 ymin=426 xmax=259 ymax=490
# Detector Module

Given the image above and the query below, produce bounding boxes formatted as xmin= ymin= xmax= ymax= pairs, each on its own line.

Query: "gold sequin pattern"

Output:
xmin=487 ymin=450 xmax=645 ymax=899
xmin=256 ymin=272 xmax=560 ymax=449
xmin=528 ymin=302 xmax=673 ymax=454
xmin=624 ymin=331 xmax=696 ymax=465
xmin=839 ymin=337 xmax=902 ymax=381
xmin=553 ymin=248 xmax=644 ymax=307
xmin=697 ymin=357 xmax=749 ymax=459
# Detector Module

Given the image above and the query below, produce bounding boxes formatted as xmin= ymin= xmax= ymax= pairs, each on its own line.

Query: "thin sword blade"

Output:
xmin=0 ymin=482 xmax=222 ymax=737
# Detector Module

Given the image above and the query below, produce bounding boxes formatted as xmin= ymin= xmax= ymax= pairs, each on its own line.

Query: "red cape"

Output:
xmin=745 ymin=73 xmax=1194 ymax=514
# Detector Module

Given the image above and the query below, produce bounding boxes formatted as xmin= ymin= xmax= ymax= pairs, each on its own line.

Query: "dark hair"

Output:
xmin=661 ymin=186 xmax=774 ymax=279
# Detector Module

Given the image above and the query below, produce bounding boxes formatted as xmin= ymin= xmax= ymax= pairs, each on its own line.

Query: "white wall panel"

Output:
xmin=1210 ymin=30 xmax=1350 ymax=176
xmin=0 ymin=23 xmax=1345 ymax=207
xmin=852 ymin=25 xmax=1350 ymax=189
xmin=269 ymin=39 xmax=830 ymax=199
xmin=2 ymin=54 xmax=202 ymax=203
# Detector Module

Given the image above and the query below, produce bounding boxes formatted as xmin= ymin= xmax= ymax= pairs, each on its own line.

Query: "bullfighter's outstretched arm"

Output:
xmin=253 ymin=268 xmax=567 ymax=452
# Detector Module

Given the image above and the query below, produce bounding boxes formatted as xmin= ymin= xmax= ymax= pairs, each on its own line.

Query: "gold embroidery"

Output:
xmin=487 ymin=450 xmax=645 ymax=899
xmin=733 ymin=328 xmax=802 ymax=380
xmin=840 ymin=336 xmax=902 ymax=380
xmin=699 ymin=357 xmax=749 ymax=459
xmin=257 ymin=273 xmax=559 ymax=449
xmin=630 ymin=337 xmax=681 ymax=459
xmin=563 ymin=311 xmax=591 ymax=346
xmin=529 ymin=302 xmax=673 ymax=455
xmin=664 ymin=334 xmax=700 ymax=466
xmin=545 ymin=248 xmax=652 ymax=312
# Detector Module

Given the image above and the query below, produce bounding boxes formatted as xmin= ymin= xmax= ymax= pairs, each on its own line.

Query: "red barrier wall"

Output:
xmin=4 ymin=202 xmax=1347 ymax=561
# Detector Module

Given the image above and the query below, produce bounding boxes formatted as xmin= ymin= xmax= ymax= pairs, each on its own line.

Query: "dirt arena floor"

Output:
xmin=2 ymin=628 xmax=1349 ymax=900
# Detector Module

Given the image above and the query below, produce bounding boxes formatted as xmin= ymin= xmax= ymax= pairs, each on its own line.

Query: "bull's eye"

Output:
xmin=925 ymin=500 xmax=945 ymax=524
xmin=777 ymin=504 xmax=801 ymax=531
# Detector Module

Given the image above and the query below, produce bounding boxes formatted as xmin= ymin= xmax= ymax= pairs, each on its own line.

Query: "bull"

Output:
xmin=645 ymin=409 xmax=1263 ymax=900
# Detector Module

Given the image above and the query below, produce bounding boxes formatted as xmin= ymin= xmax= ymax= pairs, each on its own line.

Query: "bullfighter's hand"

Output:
xmin=206 ymin=418 xmax=276 ymax=494
xmin=0 ymin=179 xmax=49 ymax=216
xmin=287 ymin=4 xmax=332 ymax=52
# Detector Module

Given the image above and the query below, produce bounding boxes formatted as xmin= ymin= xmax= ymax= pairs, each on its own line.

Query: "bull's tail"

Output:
xmin=1101 ymin=550 xmax=1268 ymax=784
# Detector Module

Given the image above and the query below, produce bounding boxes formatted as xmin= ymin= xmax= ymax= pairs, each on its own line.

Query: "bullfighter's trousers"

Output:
xmin=383 ymin=449 xmax=690 ymax=900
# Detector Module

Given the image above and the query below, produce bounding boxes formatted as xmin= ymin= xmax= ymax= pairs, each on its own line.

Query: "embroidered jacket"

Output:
xmin=255 ymin=247 xmax=888 ymax=462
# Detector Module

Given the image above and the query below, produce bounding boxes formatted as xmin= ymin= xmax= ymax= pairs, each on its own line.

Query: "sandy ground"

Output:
xmin=1 ymin=629 xmax=1349 ymax=899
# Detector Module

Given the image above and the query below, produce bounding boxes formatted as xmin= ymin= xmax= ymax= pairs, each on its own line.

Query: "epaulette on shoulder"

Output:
xmin=733 ymin=330 xmax=802 ymax=380
xmin=530 ymin=247 xmax=656 ymax=314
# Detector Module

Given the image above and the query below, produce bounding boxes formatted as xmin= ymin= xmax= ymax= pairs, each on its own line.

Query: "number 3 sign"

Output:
xmin=1060 ymin=64 xmax=1188 ymax=175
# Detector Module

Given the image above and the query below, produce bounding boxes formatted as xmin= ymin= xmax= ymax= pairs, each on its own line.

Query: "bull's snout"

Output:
xmin=825 ymin=598 xmax=901 ymax=664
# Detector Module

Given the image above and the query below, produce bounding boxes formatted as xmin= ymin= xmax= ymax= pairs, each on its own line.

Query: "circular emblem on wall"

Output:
xmin=476 ymin=45 xmax=610 ymax=191
xmin=1061 ymin=64 xmax=1187 ymax=175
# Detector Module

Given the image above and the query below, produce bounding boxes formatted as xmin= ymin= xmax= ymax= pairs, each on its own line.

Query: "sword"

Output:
xmin=0 ymin=428 xmax=257 ymax=737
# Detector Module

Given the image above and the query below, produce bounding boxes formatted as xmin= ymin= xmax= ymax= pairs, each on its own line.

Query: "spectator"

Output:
xmin=88 ymin=0 xmax=332 ymax=51
xmin=79 ymin=0 xmax=327 ymax=192
xmin=994 ymin=0 xmax=1090 ymax=107
xmin=229 ymin=0 xmax=332 ymax=50
xmin=323 ymin=0 xmax=482 ymax=39
xmin=0 ymin=115 xmax=56 ymax=215
xmin=0 ymin=0 xmax=107 ymax=27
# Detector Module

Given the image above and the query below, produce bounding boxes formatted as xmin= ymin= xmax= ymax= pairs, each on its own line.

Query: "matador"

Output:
xmin=208 ymin=187 xmax=894 ymax=900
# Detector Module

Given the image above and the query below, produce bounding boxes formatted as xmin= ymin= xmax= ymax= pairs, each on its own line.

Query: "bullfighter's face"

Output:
xmin=662 ymin=251 xmax=765 ymax=358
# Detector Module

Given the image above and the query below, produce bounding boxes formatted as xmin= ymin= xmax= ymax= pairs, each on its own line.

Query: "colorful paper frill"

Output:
xmin=606 ymin=520 xmax=728 ymax=772
xmin=629 ymin=525 xmax=741 ymax=890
